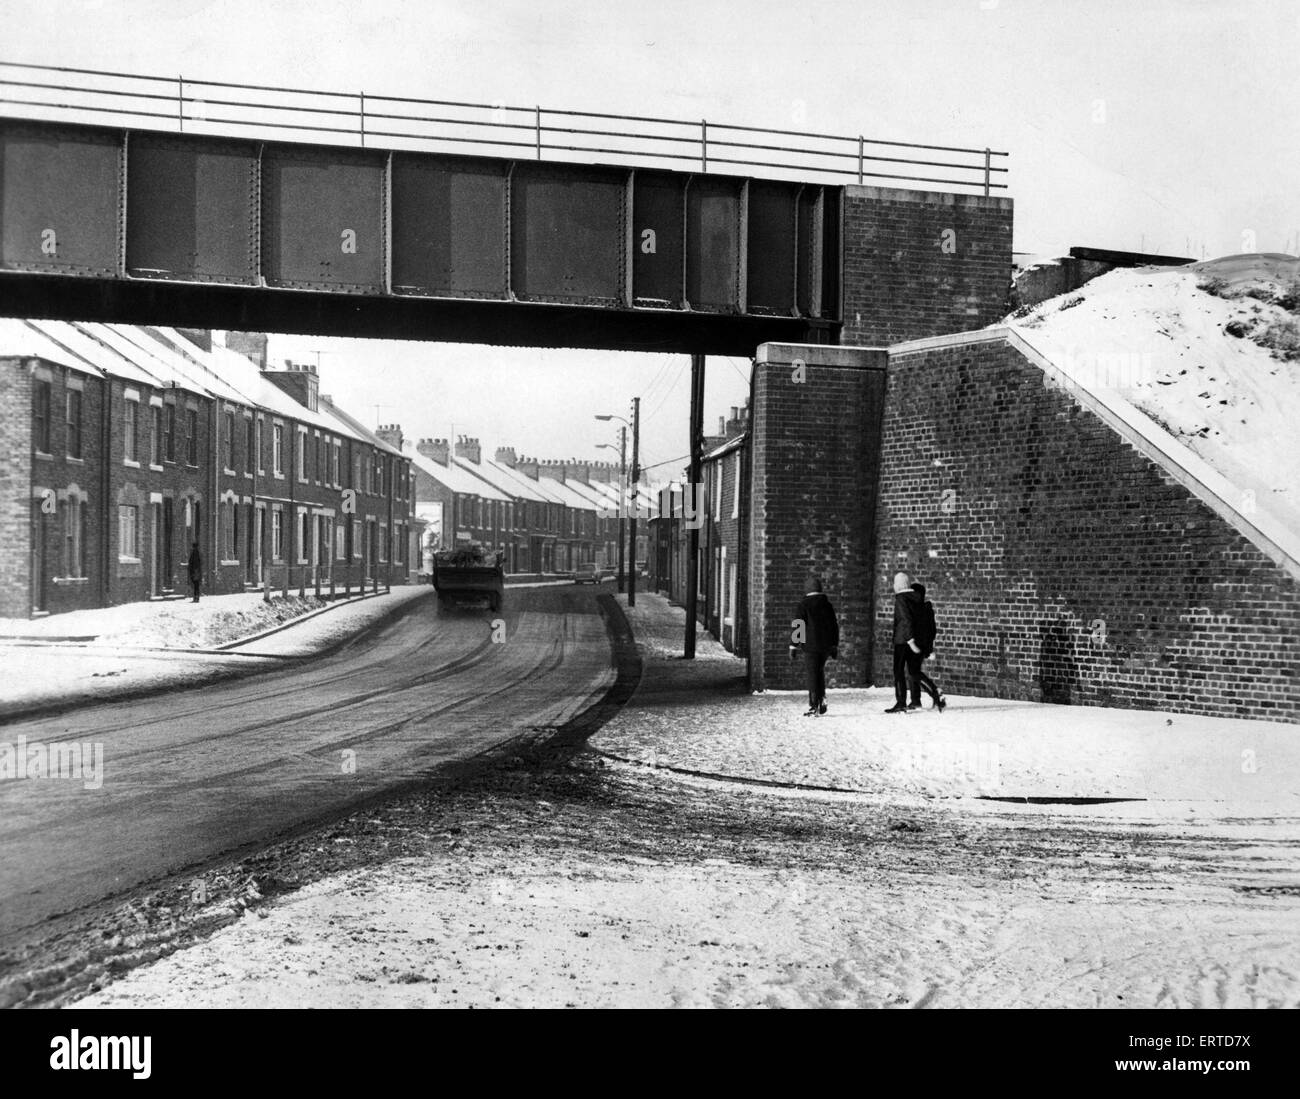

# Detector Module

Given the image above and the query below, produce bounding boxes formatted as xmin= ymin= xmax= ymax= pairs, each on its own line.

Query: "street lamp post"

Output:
xmin=595 ymin=432 xmax=627 ymax=592
xmin=627 ymin=397 xmax=640 ymax=607
xmin=596 ymin=412 xmax=635 ymax=596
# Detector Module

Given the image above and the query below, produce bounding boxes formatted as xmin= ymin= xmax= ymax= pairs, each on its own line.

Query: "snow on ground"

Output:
xmin=0 ymin=586 xmax=431 ymax=717
xmin=1006 ymin=254 xmax=1300 ymax=532
xmin=595 ymin=596 xmax=1300 ymax=815
xmin=67 ymin=591 xmax=1300 ymax=1010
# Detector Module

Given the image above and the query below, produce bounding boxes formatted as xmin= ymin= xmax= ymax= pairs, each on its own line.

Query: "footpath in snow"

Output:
xmin=592 ymin=594 xmax=1300 ymax=818
xmin=0 ymin=585 xmax=432 ymax=720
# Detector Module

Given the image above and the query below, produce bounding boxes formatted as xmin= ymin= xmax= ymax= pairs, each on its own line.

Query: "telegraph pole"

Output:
xmin=617 ymin=425 xmax=627 ymax=593
xmin=684 ymin=355 xmax=704 ymax=658
xmin=626 ymin=397 xmax=640 ymax=607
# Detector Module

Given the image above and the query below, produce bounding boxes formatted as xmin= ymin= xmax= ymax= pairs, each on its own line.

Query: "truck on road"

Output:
xmin=431 ymin=544 xmax=504 ymax=613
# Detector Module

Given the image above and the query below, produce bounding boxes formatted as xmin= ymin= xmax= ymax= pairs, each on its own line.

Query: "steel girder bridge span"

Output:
xmin=0 ymin=118 xmax=852 ymax=354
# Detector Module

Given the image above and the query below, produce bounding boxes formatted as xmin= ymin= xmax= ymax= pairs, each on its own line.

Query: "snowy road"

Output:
xmin=0 ymin=584 xmax=617 ymax=942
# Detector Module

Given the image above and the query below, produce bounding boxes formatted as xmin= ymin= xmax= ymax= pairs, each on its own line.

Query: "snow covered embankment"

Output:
xmin=1006 ymin=254 xmax=1300 ymax=537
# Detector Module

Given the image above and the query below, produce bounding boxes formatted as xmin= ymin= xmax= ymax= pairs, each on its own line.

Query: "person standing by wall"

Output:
xmin=187 ymin=541 xmax=203 ymax=603
xmin=886 ymin=571 xmax=922 ymax=713
xmin=791 ymin=578 xmax=840 ymax=716
xmin=907 ymin=582 xmax=945 ymax=711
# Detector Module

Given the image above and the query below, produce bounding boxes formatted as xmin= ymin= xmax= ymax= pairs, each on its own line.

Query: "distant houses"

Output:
xmin=2 ymin=318 xmax=671 ymax=620
xmin=1 ymin=323 xmax=419 ymax=619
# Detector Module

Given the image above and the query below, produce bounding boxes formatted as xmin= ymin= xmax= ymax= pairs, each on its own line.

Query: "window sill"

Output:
xmin=52 ymin=576 xmax=90 ymax=585
xmin=34 ymin=451 xmax=53 ymax=461
xmin=149 ymin=464 xmax=164 ymax=473
xmin=223 ymin=468 xmax=236 ymax=476
xmin=118 ymin=556 xmax=141 ymax=564
xmin=66 ymin=456 xmax=85 ymax=465
xmin=220 ymin=559 xmax=240 ymax=567
xmin=124 ymin=459 xmax=141 ymax=469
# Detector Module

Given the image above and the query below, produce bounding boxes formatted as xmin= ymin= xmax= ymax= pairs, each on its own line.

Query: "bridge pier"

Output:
xmin=747 ymin=343 xmax=888 ymax=692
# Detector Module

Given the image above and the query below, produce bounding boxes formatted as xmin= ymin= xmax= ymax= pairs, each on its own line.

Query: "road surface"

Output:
xmin=0 ymin=584 xmax=618 ymax=942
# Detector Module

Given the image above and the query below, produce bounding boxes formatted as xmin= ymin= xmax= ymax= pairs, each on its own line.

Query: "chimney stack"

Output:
xmin=455 ymin=435 xmax=481 ymax=463
xmin=495 ymin=446 xmax=518 ymax=468
xmin=224 ymin=331 xmax=269 ymax=370
xmin=517 ymin=454 xmax=540 ymax=480
xmin=262 ymin=358 xmax=319 ymax=412
xmin=375 ymin=424 xmax=403 ymax=451
xmin=418 ymin=438 xmax=450 ymax=465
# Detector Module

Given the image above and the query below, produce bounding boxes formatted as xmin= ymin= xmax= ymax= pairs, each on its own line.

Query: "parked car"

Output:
xmin=572 ymin=562 xmax=607 ymax=585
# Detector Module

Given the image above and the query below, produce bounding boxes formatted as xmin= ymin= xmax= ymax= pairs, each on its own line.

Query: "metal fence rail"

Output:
xmin=0 ymin=60 xmax=1009 ymax=194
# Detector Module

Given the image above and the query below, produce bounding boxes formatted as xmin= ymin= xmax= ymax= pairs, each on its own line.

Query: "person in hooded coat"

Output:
xmin=791 ymin=578 xmax=839 ymax=717
xmin=906 ymin=581 xmax=945 ymax=711
xmin=886 ymin=571 xmax=923 ymax=713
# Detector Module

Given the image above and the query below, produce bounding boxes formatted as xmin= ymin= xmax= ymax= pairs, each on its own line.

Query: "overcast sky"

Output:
xmin=4 ymin=0 xmax=1297 ymax=470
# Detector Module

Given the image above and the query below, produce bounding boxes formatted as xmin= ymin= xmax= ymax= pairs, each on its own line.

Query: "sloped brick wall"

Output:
xmin=873 ymin=336 xmax=1299 ymax=722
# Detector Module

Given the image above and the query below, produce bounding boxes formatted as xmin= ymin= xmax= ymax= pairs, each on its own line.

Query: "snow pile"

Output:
xmin=1006 ymin=254 xmax=1300 ymax=533
xmin=0 ymin=592 xmax=327 ymax=649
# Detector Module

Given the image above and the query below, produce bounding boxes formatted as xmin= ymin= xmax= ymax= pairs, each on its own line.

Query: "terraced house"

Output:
xmin=0 ymin=324 xmax=416 ymax=619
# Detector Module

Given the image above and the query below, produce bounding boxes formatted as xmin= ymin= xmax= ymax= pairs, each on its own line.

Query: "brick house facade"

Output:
xmin=0 ymin=321 xmax=414 ymax=618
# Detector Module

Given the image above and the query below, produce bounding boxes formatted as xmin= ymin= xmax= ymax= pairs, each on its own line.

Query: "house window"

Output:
xmin=222 ymin=500 xmax=238 ymax=560
xmin=65 ymin=389 xmax=82 ymax=459
xmin=352 ymin=519 xmax=362 ymax=558
xmin=272 ymin=424 xmax=284 ymax=476
xmin=298 ymin=510 xmax=310 ymax=563
xmin=256 ymin=419 xmax=265 ymax=474
xmin=163 ymin=404 xmax=176 ymax=462
xmin=714 ymin=462 xmax=722 ymax=521
xmin=296 ymin=429 xmax=307 ymax=483
xmin=317 ymin=436 xmax=326 ymax=483
xmin=271 ymin=507 xmax=284 ymax=561
xmin=33 ymin=380 xmax=52 ymax=453
xmin=332 ymin=440 xmax=341 ymax=486
xmin=224 ymin=410 xmax=235 ymax=470
xmin=123 ymin=399 xmax=138 ymax=462
xmin=379 ymin=522 xmax=388 ymax=563
xmin=732 ymin=453 xmax=740 ymax=519
xmin=335 ymin=521 xmax=346 ymax=560
xmin=63 ymin=496 xmax=86 ymax=577
xmin=150 ymin=405 xmax=162 ymax=465
xmin=245 ymin=418 xmax=255 ymax=474
xmin=118 ymin=504 xmax=139 ymax=560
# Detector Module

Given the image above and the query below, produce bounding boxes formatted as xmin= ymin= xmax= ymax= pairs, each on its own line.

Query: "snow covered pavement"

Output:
xmin=593 ymin=594 xmax=1300 ymax=817
xmin=0 ymin=585 xmax=431 ymax=718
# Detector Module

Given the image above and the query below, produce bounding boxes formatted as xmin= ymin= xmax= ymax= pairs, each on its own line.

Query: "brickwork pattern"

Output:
xmin=873 ymin=338 xmax=1300 ymax=722
xmin=840 ymin=186 xmax=1014 ymax=347
xmin=0 ymin=359 xmax=34 ymax=617
xmin=749 ymin=351 xmax=888 ymax=690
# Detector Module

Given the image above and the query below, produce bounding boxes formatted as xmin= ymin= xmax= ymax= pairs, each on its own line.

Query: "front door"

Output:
xmin=32 ymin=506 xmax=49 ymax=613
xmin=162 ymin=498 xmax=174 ymax=591
xmin=151 ymin=502 xmax=162 ymax=597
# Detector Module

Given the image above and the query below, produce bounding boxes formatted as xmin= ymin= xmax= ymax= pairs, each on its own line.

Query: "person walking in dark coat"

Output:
xmin=791 ymin=579 xmax=839 ymax=717
xmin=187 ymin=542 xmax=203 ymax=603
xmin=886 ymin=571 xmax=923 ymax=713
xmin=906 ymin=582 xmax=945 ymax=711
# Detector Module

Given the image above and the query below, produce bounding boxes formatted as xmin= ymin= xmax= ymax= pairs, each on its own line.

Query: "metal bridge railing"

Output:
xmin=0 ymin=60 xmax=1009 ymax=194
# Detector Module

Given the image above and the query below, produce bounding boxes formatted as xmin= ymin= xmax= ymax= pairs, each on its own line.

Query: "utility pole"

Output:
xmin=617 ymin=425 xmax=627 ymax=593
xmin=627 ymin=397 xmax=640 ymax=607
xmin=684 ymin=355 xmax=704 ymax=658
